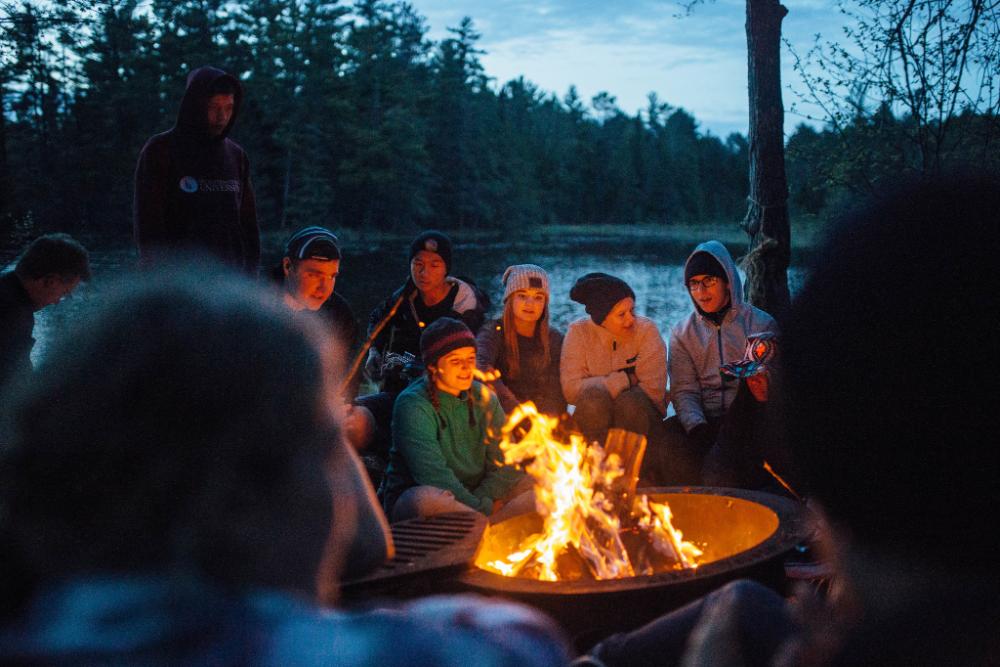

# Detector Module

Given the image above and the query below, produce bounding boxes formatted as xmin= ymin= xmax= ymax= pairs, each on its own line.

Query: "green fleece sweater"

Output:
xmin=383 ymin=377 xmax=522 ymax=515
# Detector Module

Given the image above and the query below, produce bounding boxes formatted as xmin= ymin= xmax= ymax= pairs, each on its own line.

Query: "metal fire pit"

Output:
xmin=458 ymin=487 xmax=809 ymax=643
xmin=340 ymin=488 xmax=809 ymax=646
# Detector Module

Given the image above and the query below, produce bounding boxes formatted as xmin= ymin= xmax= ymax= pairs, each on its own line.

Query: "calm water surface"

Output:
xmin=6 ymin=235 xmax=805 ymax=366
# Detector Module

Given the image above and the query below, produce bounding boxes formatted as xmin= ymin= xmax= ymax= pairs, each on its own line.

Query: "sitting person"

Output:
xmin=271 ymin=225 xmax=358 ymax=353
xmin=665 ymin=241 xmax=778 ymax=484
xmin=560 ymin=272 xmax=667 ymax=446
xmin=476 ymin=264 xmax=566 ymax=416
xmin=0 ymin=268 xmax=568 ymax=666
xmin=365 ymin=230 xmax=487 ymax=380
xmin=380 ymin=318 xmax=531 ymax=523
xmin=353 ymin=231 xmax=488 ymax=481
xmin=588 ymin=173 xmax=1000 ymax=666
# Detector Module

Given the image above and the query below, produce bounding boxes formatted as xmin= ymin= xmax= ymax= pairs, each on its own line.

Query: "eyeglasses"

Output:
xmin=687 ymin=276 xmax=721 ymax=292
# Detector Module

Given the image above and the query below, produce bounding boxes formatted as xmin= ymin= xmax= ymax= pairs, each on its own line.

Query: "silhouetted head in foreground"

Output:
xmin=785 ymin=172 xmax=998 ymax=569
xmin=0 ymin=267 xmax=342 ymax=616
xmin=782 ymin=172 xmax=999 ymax=661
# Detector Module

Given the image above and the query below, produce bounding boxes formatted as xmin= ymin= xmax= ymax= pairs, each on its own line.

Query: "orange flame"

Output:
xmin=473 ymin=368 xmax=502 ymax=383
xmin=483 ymin=402 xmax=702 ymax=580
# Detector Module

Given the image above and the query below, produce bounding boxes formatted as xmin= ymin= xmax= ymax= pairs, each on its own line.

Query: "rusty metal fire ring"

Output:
xmin=458 ymin=486 xmax=810 ymax=595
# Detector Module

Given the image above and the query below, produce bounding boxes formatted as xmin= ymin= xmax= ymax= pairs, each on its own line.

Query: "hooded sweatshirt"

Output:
xmin=133 ymin=66 xmax=260 ymax=274
xmin=669 ymin=240 xmax=778 ymax=432
xmin=367 ymin=277 xmax=486 ymax=361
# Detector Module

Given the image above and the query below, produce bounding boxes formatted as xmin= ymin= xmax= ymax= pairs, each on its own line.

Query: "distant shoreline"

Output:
xmin=275 ymin=219 xmax=824 ymax=253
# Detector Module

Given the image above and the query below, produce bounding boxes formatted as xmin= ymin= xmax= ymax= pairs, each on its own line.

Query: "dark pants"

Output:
xmin=572 ymin=385 xmax=664 ymax=447
xmin=703 ymin=381 xmax=787 ymax=490
xmin=649 ymin=415 xmax=721 ymax=486
xmin=353 ymin=390 xmax=398 ymax=488
xmin=655 ymin=381 xmax=786 ymax=489
xmin=590 ymin=579 xmax=797 ymax=667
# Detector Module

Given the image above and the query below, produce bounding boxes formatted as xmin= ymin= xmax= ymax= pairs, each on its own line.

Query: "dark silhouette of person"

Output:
xmin=0 ymin=266 xmax=568 ymax=665
xmin=0 ymin=233 xmax=90 ymax=390
xmin=133 ymin=66 xmax=259 ymax=274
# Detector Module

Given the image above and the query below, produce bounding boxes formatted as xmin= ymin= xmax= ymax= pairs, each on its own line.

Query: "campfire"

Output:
xmin=341 ymin=379 xmax=808 ymax=642
xmin=477 ymin=402 xmax=703 ymax=581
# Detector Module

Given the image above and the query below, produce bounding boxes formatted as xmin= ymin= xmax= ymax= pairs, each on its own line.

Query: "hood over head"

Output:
xmin=683 ymin=240 xmax=743 ymax=309
xmin=175 ymin=66 xmax=243 ymax=140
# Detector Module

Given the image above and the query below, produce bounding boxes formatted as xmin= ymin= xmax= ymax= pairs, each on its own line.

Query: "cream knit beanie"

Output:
xmin=502 ymin=264 xmax=550 ymax=302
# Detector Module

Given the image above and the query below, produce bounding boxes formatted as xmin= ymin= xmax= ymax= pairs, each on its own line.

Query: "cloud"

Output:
xmin=412 ymin=0 xmax=846 ymax=135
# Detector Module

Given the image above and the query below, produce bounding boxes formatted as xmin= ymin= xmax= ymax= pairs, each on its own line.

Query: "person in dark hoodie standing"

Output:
xmin=663 ymin=240 xmax=778 ymax=484
xmin=133 ymin=66 xmax=260 ymax=275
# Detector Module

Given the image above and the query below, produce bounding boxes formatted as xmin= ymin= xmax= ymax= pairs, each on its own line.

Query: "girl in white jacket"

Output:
xmin=560 ymin=272 xmax=667 ymax=446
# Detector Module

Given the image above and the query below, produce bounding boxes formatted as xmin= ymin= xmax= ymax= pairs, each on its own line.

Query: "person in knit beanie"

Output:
xmin=560 ymin=273 xmax=667 ymax=453
xmin=662 ymin=240 xmax=778 ymax=487
xmin=409 ymin=231 xmax=453 ymax=275
xmin=475 ymin=265 xmax=566 ymax=416
xmin=364 ymin=230 xmax=487 ymax=383
xmin=354 ymin=231 xmax=488 ymax=490
xmin=381 ymin=317 xmax=531 ymax=523
xmin=569 ymin=272 xmax=636 ymax=326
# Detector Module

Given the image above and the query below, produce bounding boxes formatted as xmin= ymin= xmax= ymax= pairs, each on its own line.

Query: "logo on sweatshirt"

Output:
xmin=178 ymin=177 xmax=240 ymax=194
xmin=199 ymin=180 xmax=241 ymax=193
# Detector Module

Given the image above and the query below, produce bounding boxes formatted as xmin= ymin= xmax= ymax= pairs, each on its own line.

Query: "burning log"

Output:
xmin=482 ymin=403 xmax=702 ymax=581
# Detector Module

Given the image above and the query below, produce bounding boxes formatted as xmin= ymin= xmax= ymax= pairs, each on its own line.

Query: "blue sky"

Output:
xmin=411 ymin=0 xmax=848 ymax=137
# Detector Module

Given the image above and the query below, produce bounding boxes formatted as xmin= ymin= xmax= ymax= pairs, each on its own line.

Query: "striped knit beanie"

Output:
xmin=420 ymin=317 xmax=475 ymax=367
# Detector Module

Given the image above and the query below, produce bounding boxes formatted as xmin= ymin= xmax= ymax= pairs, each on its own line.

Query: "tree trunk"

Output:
xmin=742 ymin=0 xmax=791 ymax=319
xmin=280 ymin=149 xmax=292 ymax=228
xmin=0 ymin=76 xmax=10 ymax=217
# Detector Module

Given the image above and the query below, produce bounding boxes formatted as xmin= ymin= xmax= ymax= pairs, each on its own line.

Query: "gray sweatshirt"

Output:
xmin=668 ymin=240 xmax=779 ymax=432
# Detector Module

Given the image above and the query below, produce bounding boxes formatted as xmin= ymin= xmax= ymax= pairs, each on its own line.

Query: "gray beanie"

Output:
xmin=502 ymin=264 xmax=549 ymax=302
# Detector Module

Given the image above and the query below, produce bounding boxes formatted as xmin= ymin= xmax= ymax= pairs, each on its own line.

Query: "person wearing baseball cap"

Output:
xmin=476 ymin=264 xmax=566 ymax=416
xmin=380 ymin=317 xmax=530 ymax=523
xmin=560 ymin=272 xmax=668 ymax=449
xmin=270 ymin=226 xmax=358 ymax=354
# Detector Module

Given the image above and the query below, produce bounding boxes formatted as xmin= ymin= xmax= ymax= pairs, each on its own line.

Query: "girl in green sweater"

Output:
xmin=381 ymin=318 xmax=529 ymax=522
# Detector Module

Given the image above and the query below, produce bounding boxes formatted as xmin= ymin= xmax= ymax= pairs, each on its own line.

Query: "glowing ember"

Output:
xmin=482 ymin=402 xmax=703 ymax=581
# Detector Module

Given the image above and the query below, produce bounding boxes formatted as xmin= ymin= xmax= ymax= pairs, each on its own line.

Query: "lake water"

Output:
xmin=5 ymin=234 xmax=805 ymax=366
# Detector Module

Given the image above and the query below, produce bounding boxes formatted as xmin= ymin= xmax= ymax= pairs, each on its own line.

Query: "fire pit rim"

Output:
xmin=458 ymin=486 xmax=809 ymax=595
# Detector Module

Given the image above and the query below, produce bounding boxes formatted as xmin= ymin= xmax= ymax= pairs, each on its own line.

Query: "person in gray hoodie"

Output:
xmin=664 ymin=241 xmax=778 ymax=484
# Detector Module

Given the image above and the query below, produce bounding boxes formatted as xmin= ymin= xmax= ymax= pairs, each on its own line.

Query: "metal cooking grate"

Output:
xmin=341 ymin=511 xmax=486 ymax=595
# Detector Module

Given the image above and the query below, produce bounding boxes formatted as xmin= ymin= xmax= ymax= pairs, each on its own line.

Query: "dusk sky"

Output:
xmin=411 ymin=0 xmax=849 ymax=138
